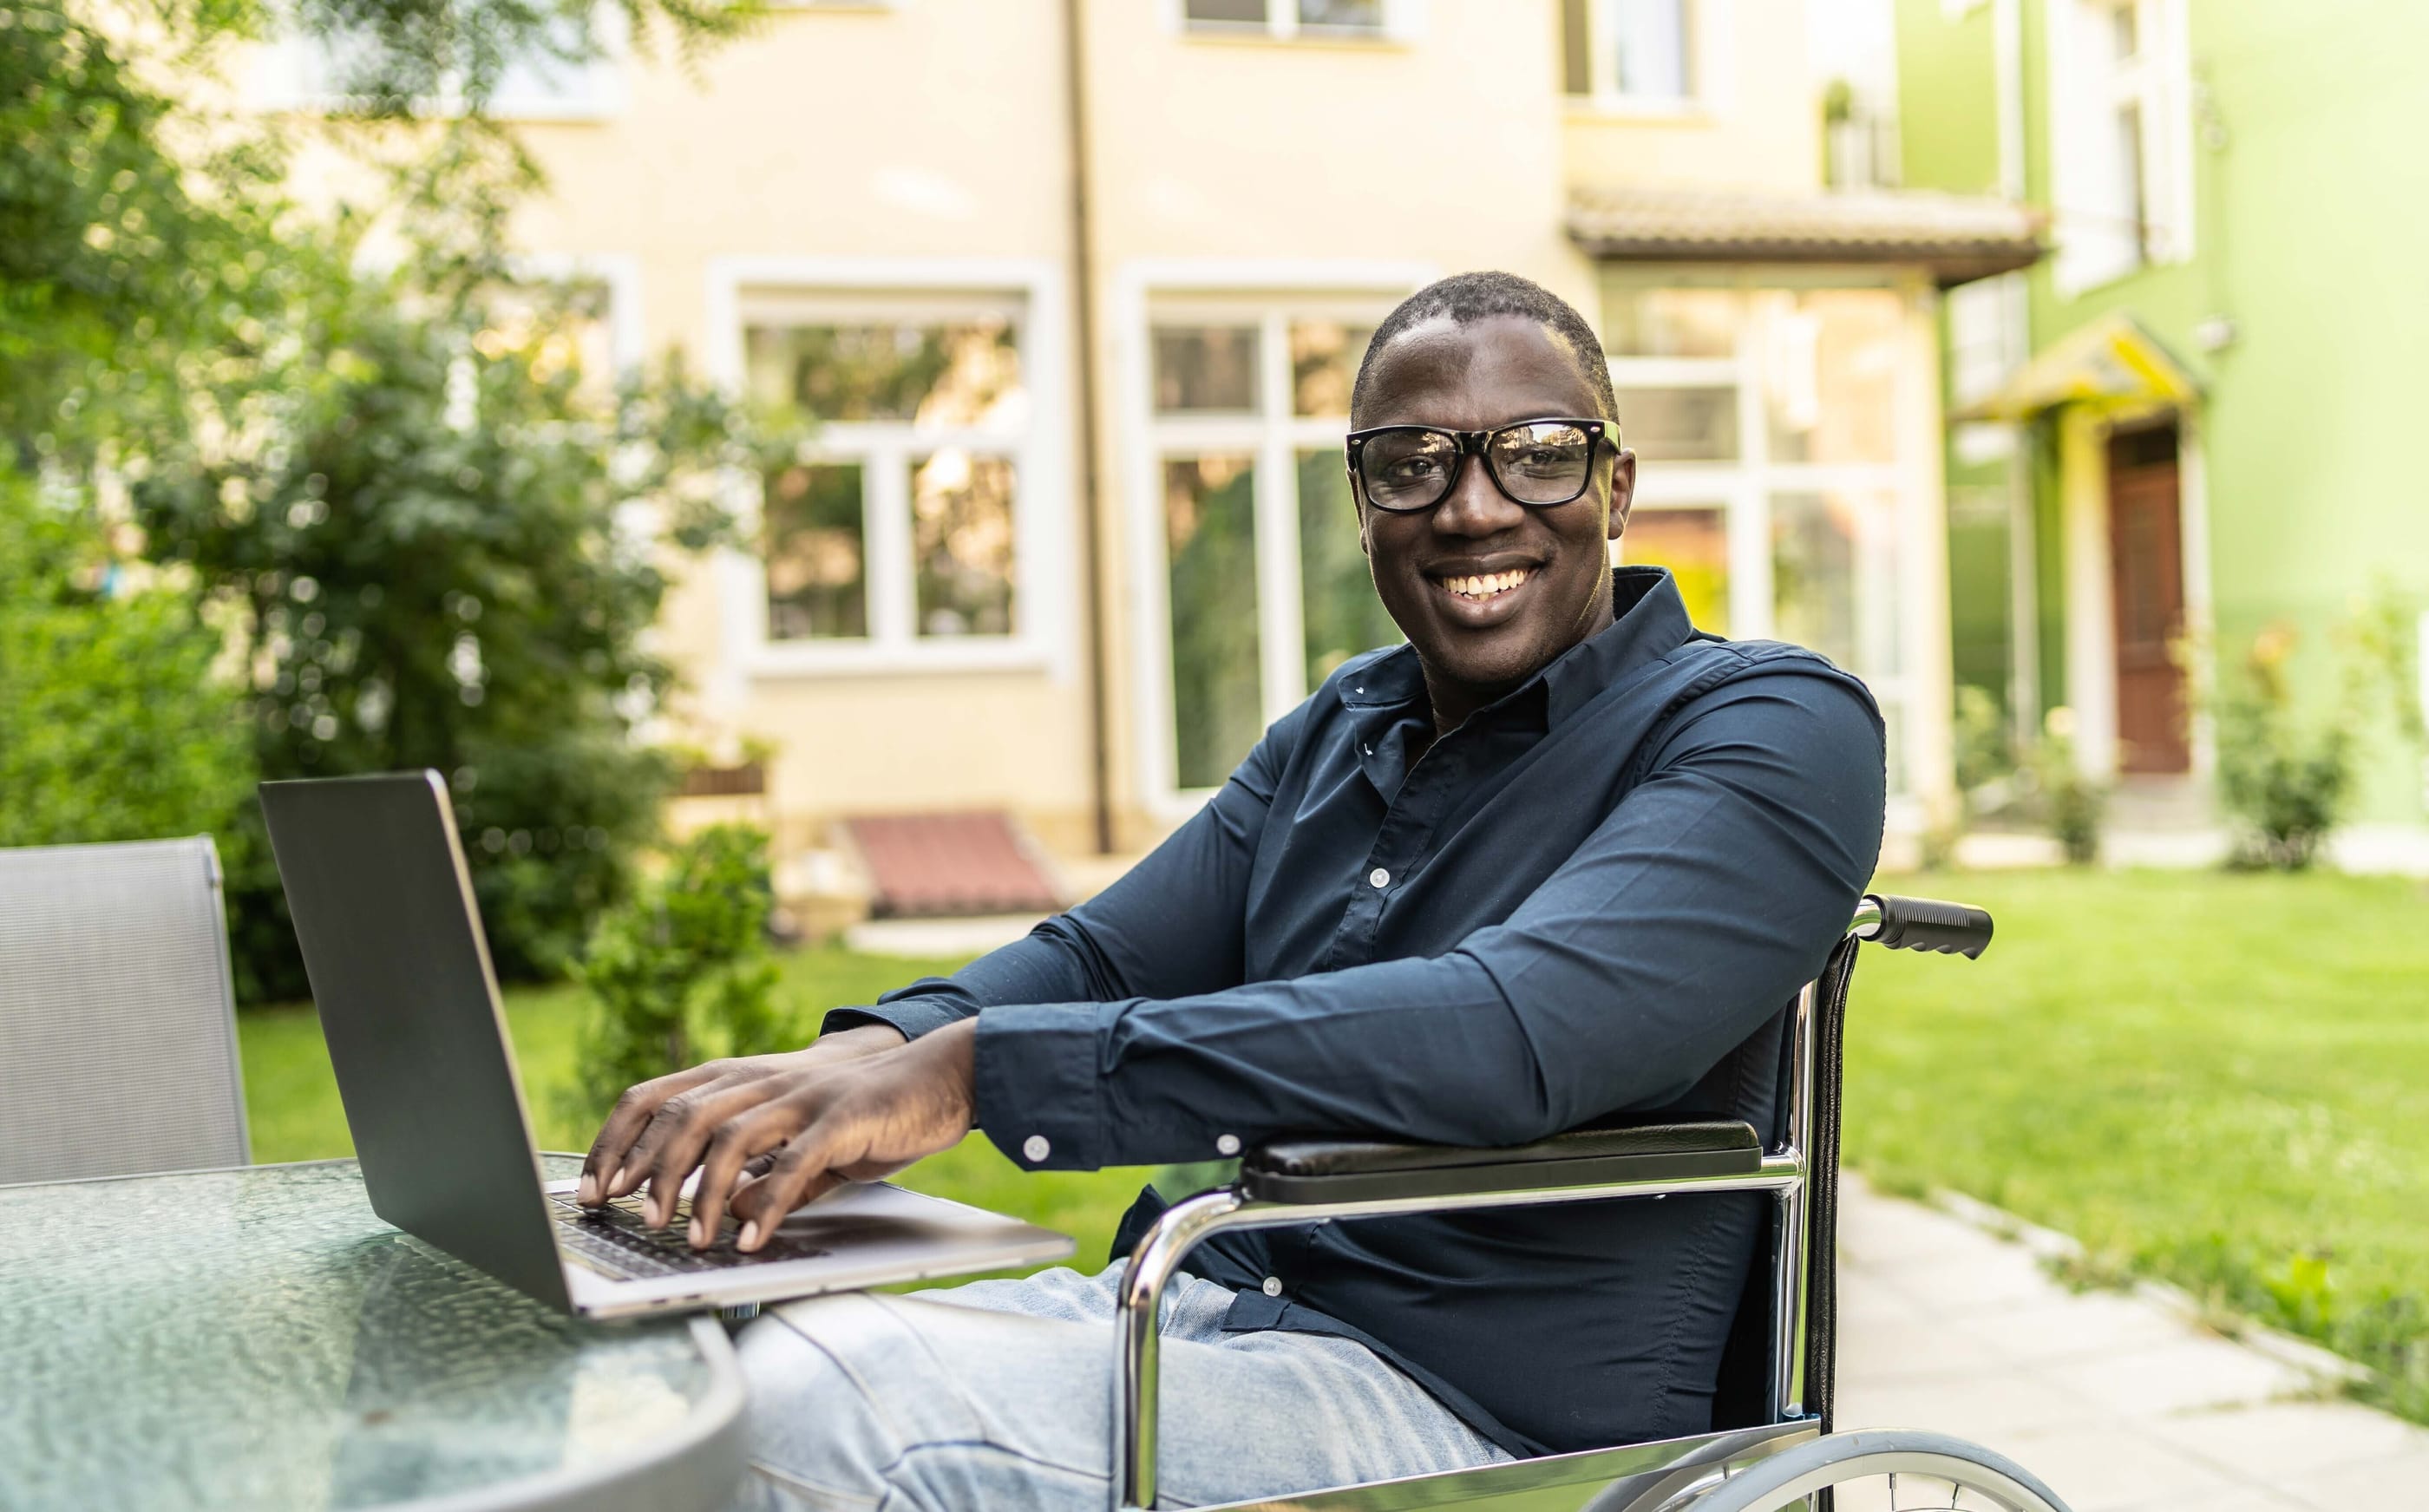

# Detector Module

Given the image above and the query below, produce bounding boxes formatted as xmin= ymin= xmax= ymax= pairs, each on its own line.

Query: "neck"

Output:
xmin=1419 ymin=586 xmax=1618 ymax=736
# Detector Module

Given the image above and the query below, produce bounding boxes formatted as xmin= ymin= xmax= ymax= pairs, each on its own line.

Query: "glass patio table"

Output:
xmin=0 ymin=1154 xmax=747 ymax=1512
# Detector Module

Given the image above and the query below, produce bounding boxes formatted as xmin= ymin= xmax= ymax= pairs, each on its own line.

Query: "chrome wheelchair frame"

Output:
xmin=1105 ymin=894 xmax=2072 ymax=1512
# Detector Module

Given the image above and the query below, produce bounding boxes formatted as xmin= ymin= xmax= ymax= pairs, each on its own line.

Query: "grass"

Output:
xmin=237 ymin=868 xmax=2429 ymax=1419
xmin=1849 ymin=867 xmax=2429 ymax=1423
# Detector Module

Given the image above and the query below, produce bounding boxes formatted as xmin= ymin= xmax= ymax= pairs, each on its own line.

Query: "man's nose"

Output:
xmin=1431 ymin=450 xmax=1527 ymax=538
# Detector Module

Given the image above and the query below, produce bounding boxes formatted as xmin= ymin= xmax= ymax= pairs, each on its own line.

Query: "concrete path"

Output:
xmin=1834 ymin=1176 xmax=2429 ymax=1509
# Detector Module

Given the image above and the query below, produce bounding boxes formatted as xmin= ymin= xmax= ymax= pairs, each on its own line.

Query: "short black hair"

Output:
xmin=1349 ymin=271 xmax=1619 ymax=429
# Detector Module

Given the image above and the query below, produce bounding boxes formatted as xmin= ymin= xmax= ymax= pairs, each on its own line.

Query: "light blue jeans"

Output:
xmin=727 ymin=1262 xmax=1511 ymax=1510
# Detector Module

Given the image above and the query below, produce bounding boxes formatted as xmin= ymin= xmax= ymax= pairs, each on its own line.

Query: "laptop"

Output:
xmin=259 ymin=770 xmax=1073 ymax=1319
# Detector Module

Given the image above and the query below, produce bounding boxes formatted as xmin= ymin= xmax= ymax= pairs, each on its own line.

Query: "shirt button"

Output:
xmin=1021 ymin=1135 xmax=1051 ymax=1163
xmin=1361 ymin=743 xmax=1372 ymax=756
xmin=1262 ymin=1276 xmax=1283 ymax=1298
xmin=1368 ymin=867 xmax=1390 ymax=889
xmin=1215 ymin=1134 xmax=1241 ymax=1156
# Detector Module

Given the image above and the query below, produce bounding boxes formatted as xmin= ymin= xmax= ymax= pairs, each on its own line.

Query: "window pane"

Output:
xmin=1603 ymin=285 xmax=1744 ymax=358
xmin=1614 ymin=0 xmax=1690 ymax=99
xmin=1185 ymin=0 xmax=1267 ymax=23
xmin=1297 ymin=451 xmax=1398 ymax=688
xmin=763 ymin=462 xmax=867 ymax=640
xmin=1764 ymin=290 xmax=1899 ymax=465
xmin=1155 ymin=325 xmax=1260 ymax=413
xmin=1290 ymin=320 xmax=1371 ymax=417
xmin=1165 ymin=458 xmax=1264 ymax=789
xmin=1614 ymin=386 xmax=1738 ymax=461
xmin=1619 ymin=507 xmax=1729 ymax=632
xmin=1773 ymin=489 xmax=1901 ymax=678
xmin=912 ymin=450 xmax=1016 ymax=638
xmin=1300 ymin=0 xmax=1383 ymax=29
xmin=744 ymin=319 xmax=1021 ymax=425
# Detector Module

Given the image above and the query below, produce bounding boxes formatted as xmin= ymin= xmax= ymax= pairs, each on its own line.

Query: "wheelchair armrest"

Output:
xmin=1239 ymin=1118 xmax=1764 ymax=1205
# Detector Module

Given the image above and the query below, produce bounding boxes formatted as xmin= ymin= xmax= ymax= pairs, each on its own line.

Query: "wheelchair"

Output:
xmin=1106 ymin=893 xmax=2072 ymax=1512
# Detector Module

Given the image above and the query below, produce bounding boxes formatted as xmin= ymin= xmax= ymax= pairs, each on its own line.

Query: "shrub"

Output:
xmin=0 ymin=477 xmax=252 ymax=850
xmin=569 ymin=826 xmax=796 ymax=1114
xmin=2028 ymin=707 xmax=2107 ymax=866
xmin=2216 ymin=600 xmax=2421 ymax=872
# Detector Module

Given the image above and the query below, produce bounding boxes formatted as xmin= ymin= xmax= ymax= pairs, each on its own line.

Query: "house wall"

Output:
xmin=478 ymin=0 xmax=1893 ymax=861
xmin=1899 ymin=0 xmax=2429 ymax=826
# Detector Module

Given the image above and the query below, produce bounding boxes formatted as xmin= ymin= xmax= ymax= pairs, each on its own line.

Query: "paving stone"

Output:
xmin=1836 ymin=1312 xmax=1987 ymax=1384
xmin=2144 ymin=1400 xmax=2429 ymax=1483
xmin=1858 ymin=1241 xmax=2060 ymax=1319
xmin=1977 ymin=1424 xmax=2244 ymax=1512
xmin=1948 ymin=1292 xmax=2182 ymax=1366
xmin=2036 ymin=1335 xmax=2315 ymax=1419
xmin=1835 ymin=1371 xmax=2093 ymax=1442
xmin=2272 ymin=1443 xmax=2429 ymax=1509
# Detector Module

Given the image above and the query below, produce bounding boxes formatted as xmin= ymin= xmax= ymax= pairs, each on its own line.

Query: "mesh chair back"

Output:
xmin=0 ymin=837 xmax=251 ymax=1184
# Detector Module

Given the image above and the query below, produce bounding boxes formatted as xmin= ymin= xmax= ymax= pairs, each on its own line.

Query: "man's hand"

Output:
xmin=577 ymin=1019 xmax=979 ymax=1252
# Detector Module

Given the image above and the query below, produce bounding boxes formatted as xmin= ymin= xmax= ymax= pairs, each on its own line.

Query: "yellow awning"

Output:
xmin=1957 ymin=312 xmax=2200 ymax=422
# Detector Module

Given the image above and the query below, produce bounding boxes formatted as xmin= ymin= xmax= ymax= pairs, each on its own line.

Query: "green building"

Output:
xmin=1894 ymin=0 xmax=2428 ymax=863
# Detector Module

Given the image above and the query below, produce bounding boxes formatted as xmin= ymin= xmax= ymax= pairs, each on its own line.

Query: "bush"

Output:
xmin=569 ymin=826 xmax=795 ymax=1113
xmin=2216 ymin=601 xmax=2421 ymax=872
xmin=135 ymin=213 xmax=774 ymax=998
xmin=2028 ymin=706 xmax=2107 ymax=866
xmin=0 ymin=477 xmax=252 ymax=850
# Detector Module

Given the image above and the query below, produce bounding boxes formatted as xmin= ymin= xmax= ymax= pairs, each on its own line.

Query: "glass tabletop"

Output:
xmin=0 ymin=1155 xmax=742 ymax=1511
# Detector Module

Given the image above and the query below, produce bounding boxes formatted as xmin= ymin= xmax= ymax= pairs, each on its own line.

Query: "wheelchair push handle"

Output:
xmin=1852 ymin=893 xmax=1994 ymax=959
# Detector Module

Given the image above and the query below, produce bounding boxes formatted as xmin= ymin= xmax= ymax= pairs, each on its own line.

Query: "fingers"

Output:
xmin=727 ymin=1136 xmax=853 ymax=1252
xmin=579 ymin=1063 xmax=725 ymax=1206
xmin=635 ymin=1077 xmax=801 ymax=1227
xmin=684 ymin=1112 xmax=799 ymax=1247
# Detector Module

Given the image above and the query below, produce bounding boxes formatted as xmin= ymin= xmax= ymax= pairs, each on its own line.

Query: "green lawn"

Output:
xmin=1846 ymin=867 xmax=2429 ymax=1421
xmin=238 ymin=869 xmax=2429 ymax=1417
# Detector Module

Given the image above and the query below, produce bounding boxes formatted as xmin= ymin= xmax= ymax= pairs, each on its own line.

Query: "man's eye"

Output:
xmin=1383 ymin=457 xmax=1444 ymax=482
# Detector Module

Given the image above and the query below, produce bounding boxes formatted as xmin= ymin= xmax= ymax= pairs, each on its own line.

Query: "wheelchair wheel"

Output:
xmin=1601 ymin=1429 xmax=2072 ymax=1512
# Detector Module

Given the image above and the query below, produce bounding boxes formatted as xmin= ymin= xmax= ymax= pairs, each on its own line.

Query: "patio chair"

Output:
xmin=0 ymin=836 xmax=251 ymax=1184
xmin=1110 ymin=893 xmax=2073 ymax=1512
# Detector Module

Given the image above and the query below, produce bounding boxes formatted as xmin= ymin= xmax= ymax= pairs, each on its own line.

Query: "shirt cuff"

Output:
xmin=821 ymin=998 xmax=969 ymax=1043
xmin=973 ymin=1000 xmax=1107 ymax=1171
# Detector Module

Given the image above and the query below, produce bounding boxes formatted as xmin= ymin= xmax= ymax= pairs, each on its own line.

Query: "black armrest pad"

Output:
xmin=1240 ymin=1119 xmax=1763 ymax=1205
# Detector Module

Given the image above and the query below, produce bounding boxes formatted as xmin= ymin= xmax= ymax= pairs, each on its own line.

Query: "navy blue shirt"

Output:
xmin=829 ymin=567 xmax=1885 ymax=1457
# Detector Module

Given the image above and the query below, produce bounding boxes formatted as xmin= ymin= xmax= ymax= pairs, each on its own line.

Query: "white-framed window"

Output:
xmin=1602 ymin=275 xmax=1919 ymax=793
xmin=738 ymin=291 xmax=1035 ymax=659
xmin=248 ymin=5 xmax=626 ymax=120
xmin=1133 ymin=296 xmax=1404 ymax=794
xmin=1174 ymin=0 xmax=1421 ymax=43
xmin=1563 ymin=0 xmax=1723 ymax=111
xmin=2049 ymin=0 xmax=2193 ymax=292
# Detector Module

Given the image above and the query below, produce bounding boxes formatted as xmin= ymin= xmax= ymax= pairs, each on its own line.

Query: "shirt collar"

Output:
xmin=1337 ymin=566 xmax=1696 ymax=730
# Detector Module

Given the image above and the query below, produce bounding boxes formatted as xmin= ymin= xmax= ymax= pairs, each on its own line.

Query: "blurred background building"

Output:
xmin=1902 ymin=0 xmax=2429 ymax=867
xmin=248 ymin=2 xmax=2086 ymax=920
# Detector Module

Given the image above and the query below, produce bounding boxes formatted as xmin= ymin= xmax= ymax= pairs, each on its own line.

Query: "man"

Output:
xmin=581 ymin=272 xmax=1886 ymax=1509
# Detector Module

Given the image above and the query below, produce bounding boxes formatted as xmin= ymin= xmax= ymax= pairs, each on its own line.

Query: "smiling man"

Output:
xmin=583 ymin=272 xmax=1887 ymax=1510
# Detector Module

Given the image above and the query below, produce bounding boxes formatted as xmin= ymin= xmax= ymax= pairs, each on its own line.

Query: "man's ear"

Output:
xmin=1607 ymin=450 xmax=1638 ymax=541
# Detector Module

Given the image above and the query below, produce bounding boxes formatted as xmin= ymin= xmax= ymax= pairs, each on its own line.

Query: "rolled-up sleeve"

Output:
xmin=973 ymin=667 xmax=1884 ymax=1170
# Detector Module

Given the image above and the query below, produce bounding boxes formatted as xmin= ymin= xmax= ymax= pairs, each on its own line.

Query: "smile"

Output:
xmin=1431 ymin=566 xmax=1539 ymax=604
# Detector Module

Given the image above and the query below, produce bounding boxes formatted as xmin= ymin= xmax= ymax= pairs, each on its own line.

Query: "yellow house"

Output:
xmin=258 ymin=1 xmax=2040 ymax=900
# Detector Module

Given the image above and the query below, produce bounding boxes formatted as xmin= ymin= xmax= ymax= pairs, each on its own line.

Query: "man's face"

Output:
xmin=1352 ymin=315 xmax=1637 ymax=707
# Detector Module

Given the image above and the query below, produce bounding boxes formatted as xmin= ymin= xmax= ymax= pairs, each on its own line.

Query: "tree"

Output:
xmin=135 ymin=217 xmax=775 ymax=996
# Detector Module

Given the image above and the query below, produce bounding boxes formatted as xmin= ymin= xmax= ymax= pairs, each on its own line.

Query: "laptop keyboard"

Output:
xmin=553 ymin=1194 xmax=831 ymax=1279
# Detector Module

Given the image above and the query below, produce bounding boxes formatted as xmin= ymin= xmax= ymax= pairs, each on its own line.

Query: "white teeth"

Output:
xmin=1438 ymin=567 xmax=1535 ymax=601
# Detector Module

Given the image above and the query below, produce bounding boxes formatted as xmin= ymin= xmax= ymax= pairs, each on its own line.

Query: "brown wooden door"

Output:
xmin=2107 ymin=424 xmax=2190 ymax=774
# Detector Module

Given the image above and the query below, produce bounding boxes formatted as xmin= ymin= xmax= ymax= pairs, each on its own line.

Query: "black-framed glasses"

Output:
xmin=1345 ymin=417 xmax=1617 ymax=514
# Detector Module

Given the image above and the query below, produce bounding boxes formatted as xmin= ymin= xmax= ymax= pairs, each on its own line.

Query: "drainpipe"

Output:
xmin=1063 ymin=0 xmax=1115 ymax=855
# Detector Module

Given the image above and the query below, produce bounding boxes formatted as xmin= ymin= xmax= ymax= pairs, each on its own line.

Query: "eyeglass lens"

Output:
xmin=1359 ymin=422 xmax=1597 ymax=511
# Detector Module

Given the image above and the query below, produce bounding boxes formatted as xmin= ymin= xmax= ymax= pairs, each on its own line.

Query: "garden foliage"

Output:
xmin=2216 ymin=598 xmax=2422 ymax=871
xmin=570 ymin=825 xmax=794 ymax=1113
xmin=4 ymin=0 xmax=766 ymax=998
